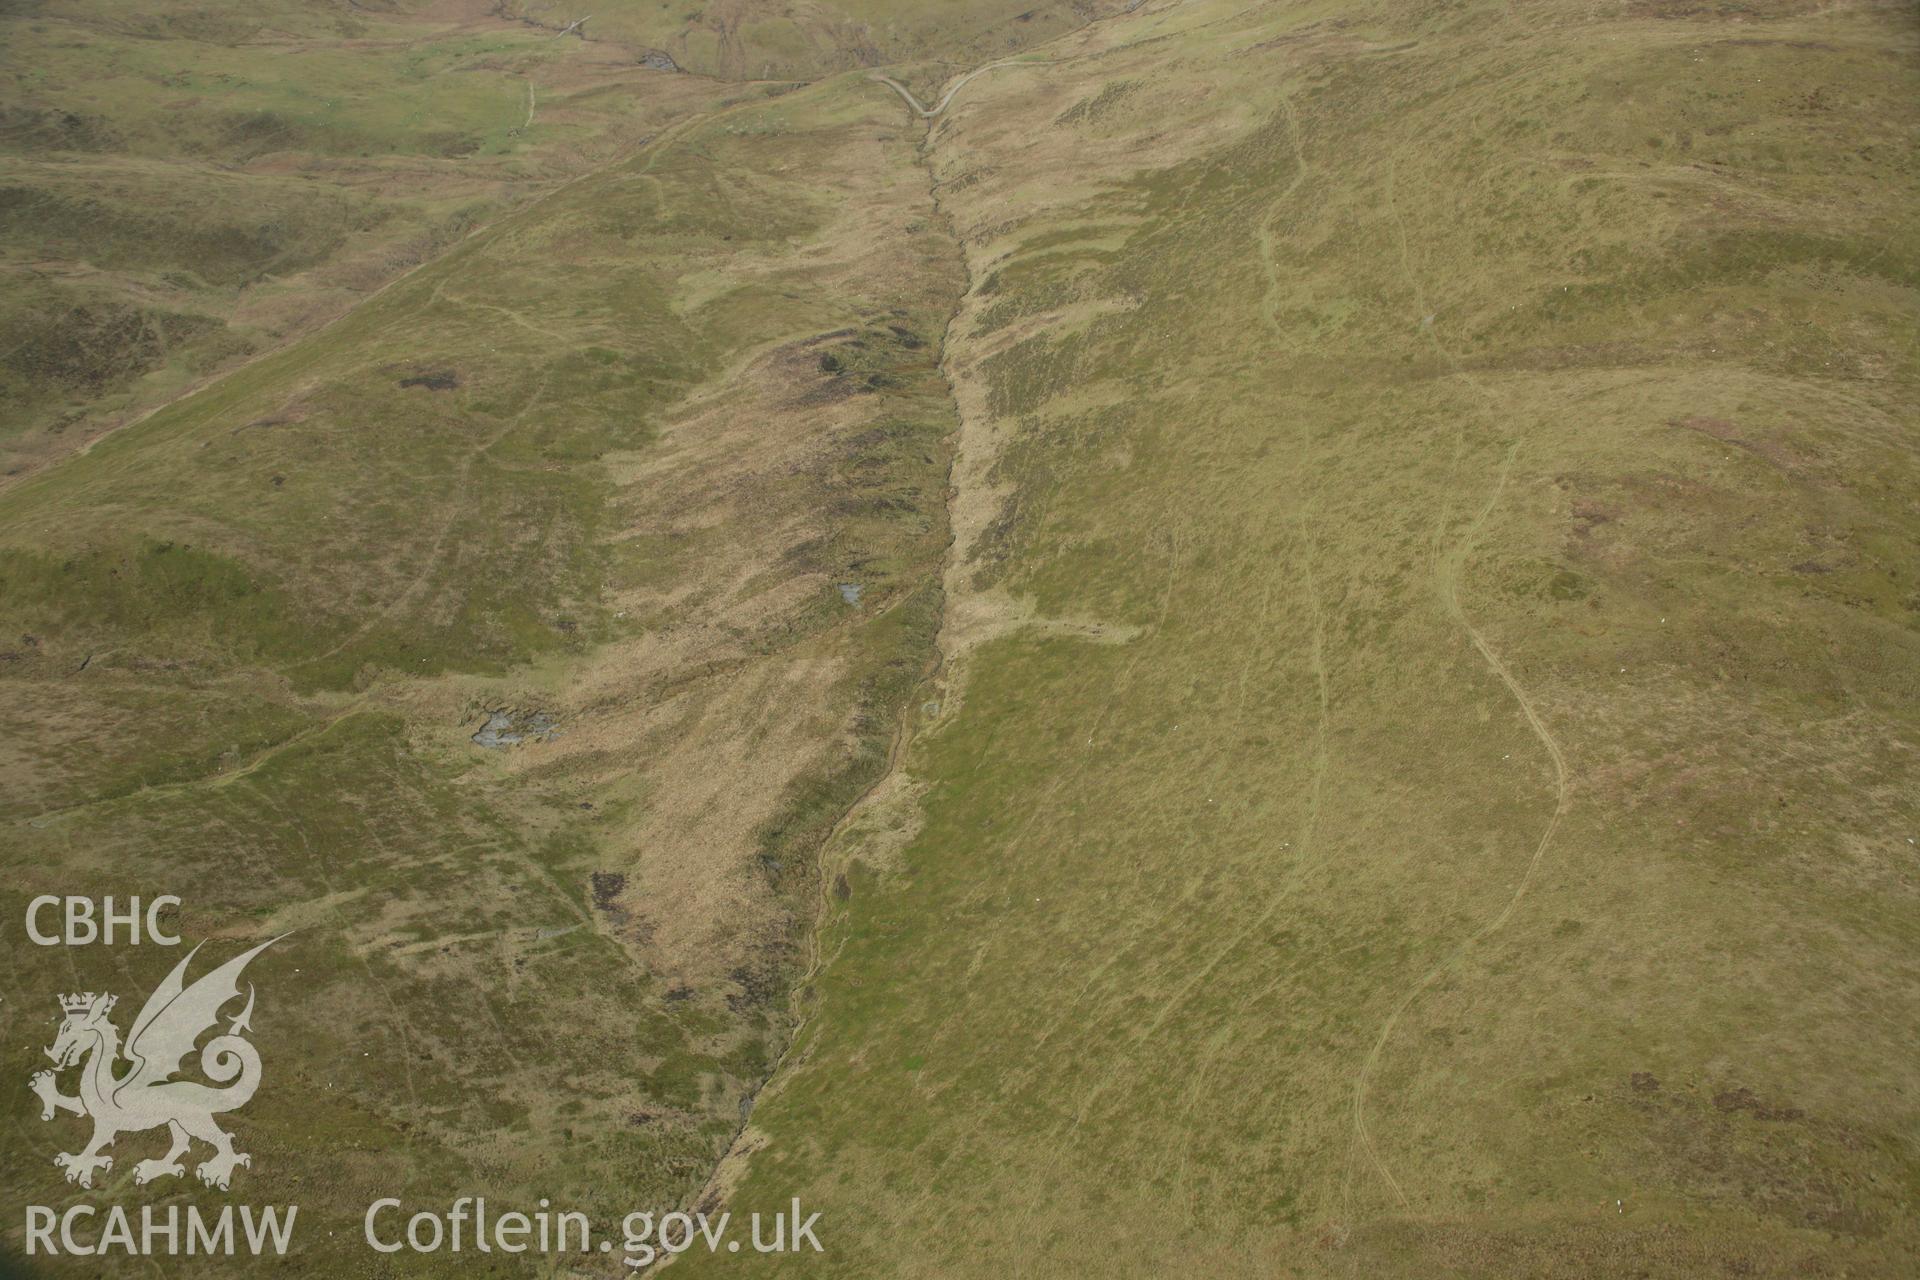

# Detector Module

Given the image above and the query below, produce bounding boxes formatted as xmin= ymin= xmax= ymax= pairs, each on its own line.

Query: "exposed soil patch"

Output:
xmin=590 ymin=870 xmax=627 ymax=915
xmin=782 ymin=324 xmax=924 ymax=406
xmin=399 ymin=370 xmax=460 ymax=391
xmin=725 ymin=933 xmax=791 ymax=1014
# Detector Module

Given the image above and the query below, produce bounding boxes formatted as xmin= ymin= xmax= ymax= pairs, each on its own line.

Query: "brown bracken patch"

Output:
xmin=1672 ymin=414 xmax=1805 ymax=473
xmin=1712 ymin=1085 xmax=1805 ymax=1122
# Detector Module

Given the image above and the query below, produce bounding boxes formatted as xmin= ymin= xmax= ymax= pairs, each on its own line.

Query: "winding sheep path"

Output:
xmin=866 ymin=60 xmax=1048 ymax=118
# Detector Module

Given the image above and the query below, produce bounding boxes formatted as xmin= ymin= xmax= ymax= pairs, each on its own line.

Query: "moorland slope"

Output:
xmin=1 ymin=0 xmax=1915 ymax=1276
xmin=692 ymin=1 xmax=1920 ymax=1275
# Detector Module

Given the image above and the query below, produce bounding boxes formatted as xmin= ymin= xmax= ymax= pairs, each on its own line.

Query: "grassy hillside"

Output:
xmin=1 ymin=0 xmax=1914 ymax=1275
xmin=0 ymin=66 xmax=963 ymax=1275
xmin=493 ymin=0 xmax=1133 ymax=81
xmin=0 ymin=0 xmax=733 ymax=480
xmin=689 ymin=0 xmax=1920 ymax=1275
xmin=0 ymin=0 xmax=1124 ymax=484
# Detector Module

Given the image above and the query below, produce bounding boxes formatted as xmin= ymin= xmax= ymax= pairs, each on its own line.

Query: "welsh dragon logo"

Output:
xmin=29 ymin=937 xmax=282 ymax=1191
